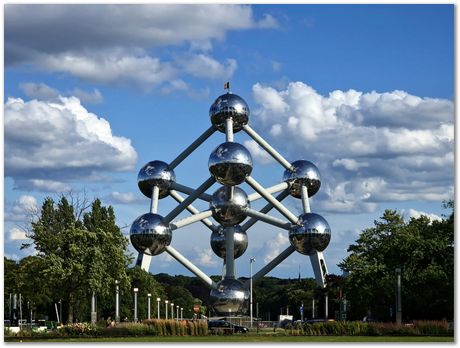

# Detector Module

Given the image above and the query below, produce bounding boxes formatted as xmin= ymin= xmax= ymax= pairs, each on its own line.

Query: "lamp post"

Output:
xmin=133 ymin=288 xmax=139 ymax=322
xmin=395 ymin=268 xmax=402 ymax=324
xmin=115 ymin=280 xmax=120 ymax=322
xmin=180 ymin=307 xmax=183 ymax=321
xmin=171 ymin=303 xmax=174 ymax=320
xmin=157 ymin=298 xmax=161 ymax=319
xmin=147 ymin=293 xmax=151 ymax=320
xmin=250 ymin=257 xmax=256 ymax=328
xmin=165 ymin=300 xmax=169 ymax=319
xmin=59 ymin=299 xmax=62 ymax=325
xmin=176 ymin=305 xmax=179 ymax=321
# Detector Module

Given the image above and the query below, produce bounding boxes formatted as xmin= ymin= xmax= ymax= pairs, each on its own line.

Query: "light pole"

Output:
xmin=395 ymin=268 xmax=402 ymax=324
xmin=115 ymin=280 xmax=120 ymax=322
xmin=147 ymin=293 xmax=151 ymax=320
xmin=165 ymin=300 xmax=169 ymax=319
xmin=133 ymin=288 xmax=139 ymax=322
xmin=91 ymin=291 xmax=97 ymax=324
xmin=171 ymin=303 xmax=174 ymax=320
xmin=59 ymin=299 xmax=62 ymax=325
xmin=157 ymin=298 xmax=161 ymax=319
xmin=180 ymin=307 xmax=183 ymax=321
xmin=250 ymin=257 xmax=256 ymax=328
xmin=176 ymin=305 xmax=179 ymax=321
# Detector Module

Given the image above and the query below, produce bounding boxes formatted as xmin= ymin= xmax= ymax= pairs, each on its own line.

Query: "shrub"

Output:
xmin=61 ymin=322 xmax=100 ymax=336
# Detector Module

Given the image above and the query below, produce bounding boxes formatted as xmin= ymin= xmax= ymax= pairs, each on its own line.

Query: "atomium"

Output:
xmin=130 ymin=213 xmax=172 ymax=256
xmin=209 ymin=142 xmax=253 ymax=186
xmin=209 ymin=278 xmax=249 ymax=316
xmin=289 ymin=213 xmax=331 ymax=255
xmin=130 ymin=85 xmax=332 ymax=318
xmin=283 ymin=160 xmax=321 ymax=198
xmin=210 ymin=225 xmax=248 ymax=259
xmin=210 ymin=186 xmax=250 ymax=227
xmin=210 ymin=93 xmax=249 ymax=133
xmin=138 ymin=160 xmax=176 ymax=198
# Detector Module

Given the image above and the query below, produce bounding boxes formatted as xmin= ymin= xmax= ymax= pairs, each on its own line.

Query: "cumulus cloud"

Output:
xmin=70 ymin=88 xmax=103 ymax=104
xmin=20 ymin=82 xmax=59 ymax=100
xmin=401 ymin=209 xmax=442 ymax=223
xmin=244 ymin=140 xmax=275 ymax=164
xmin=109 ymin=192 xmax=144 ymax=205
xmin=251 ymin=82 xmax=454 ymax=213
xmin=9 ymin=227 xmax=29 ymax=241
xmin=262 ymin=232 xmax=289 ymax=263
xmin=5 ymin=195 xmax=39 ymax=222
xmin=194 ymin=248 xmax=219 ymax=267
xmin=5 ymin=96 xmax=137 ymax=191
xmin=5 ymin=4 xmax=278 ymax=89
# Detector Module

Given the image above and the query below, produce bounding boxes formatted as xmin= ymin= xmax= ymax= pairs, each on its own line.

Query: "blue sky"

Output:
xmin=4 ymin=4 xmax=454 ymax=280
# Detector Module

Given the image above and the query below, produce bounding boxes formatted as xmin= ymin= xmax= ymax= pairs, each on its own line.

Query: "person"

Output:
xmin=106 ymin=316 xmax=112 ymax=327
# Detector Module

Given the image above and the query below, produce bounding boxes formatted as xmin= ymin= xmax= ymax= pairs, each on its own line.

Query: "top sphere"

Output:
xmin=209 ymin=93 xmax=249 ymax=133
xmin=138 ymin=160 xmax=176 ymax=199
xmin=283 ymin=160 xmax=321 ymax=198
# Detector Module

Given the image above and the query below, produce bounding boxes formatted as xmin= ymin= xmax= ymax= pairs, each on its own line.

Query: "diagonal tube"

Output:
xmin=245 ymin=208 xmax=291 ymax=230
xmin=164 ymin=177 xmax=216 ymax=224
xmin=242 ymin=189 xmax=290 ymax=232
xmin=248 ymin=182 xmax=289 ymax=202
xmin=243 ymin=124 xmax=292 ymax=170
xmin=171 ymin=182 xmax=212 ymax=202
xmin=165 ymin=245 xmax=217 ymax=289
xmin=169 ymin=190 xmax=217 ymax=232
xmin=169 ymin=126 xmax=216 ymax=169
xmin=301 ymin=184 xmax=311 ymax=213
xmin=246 ymin=176 xmax=299 ymax=224
xmin=170 ymin=210 xmax=213 ymax=231
xmin=244 ymin=245 xmax=296 ymax=287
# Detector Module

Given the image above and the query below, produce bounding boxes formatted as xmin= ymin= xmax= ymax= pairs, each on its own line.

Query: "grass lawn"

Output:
xmin=6 ymin=335 xmax=454 ymax=343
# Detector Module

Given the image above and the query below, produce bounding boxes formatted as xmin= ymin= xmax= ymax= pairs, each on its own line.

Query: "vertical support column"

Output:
xmin=115 ymin=280 xmax=120 ymax=322
xmin=133 ymin=288 xmax=138 ymax=322
xmin=226 ymin=117 xmax=234 ymax=142
xmin=301 ymin=184 xmax=311 ymax=213
xmin=225 ymin=227 xmax=235 ymax=278
xmin=147 ymin=293 xmax=151 ymax=320
xmin=150 ymin=186 xmax=159 ymax=214
xmin=91 ymin=291 xmax=97 ymax=324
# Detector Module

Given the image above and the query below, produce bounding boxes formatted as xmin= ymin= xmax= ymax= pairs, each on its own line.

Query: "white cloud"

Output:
xmin=5 ymin=195 xmax=39 ymax=222
xmin=5 ymin=96 xmax=137 ymax=191
xmin=262 ymin=232 xmax=289 ymax=263
xmin=244 ymin=140 xmax=275 ymax=165
xmin=20 ymin=82 xmax=59 ymax=100
xmin=110 ymin=192 xmax=144 ymax=205
xmin=181 ymin=54 xmax=237 ymax=81
xmin=402 ymin=209 xmax=442 ymax=223
xmin=250 ymin=82 xmax=454 ymax=213
xmin=194 ymin=248 xmax=219 ymax=267
xmin=70 ymin=88 xmax=103 ymax=104
xmin=9 ymin=227 xmax=29 ymax=241
xmin=255 ymin=14 xmax=279 ymax=29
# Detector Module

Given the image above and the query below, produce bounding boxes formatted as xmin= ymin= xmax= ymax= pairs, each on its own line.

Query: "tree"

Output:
xmin=339 ymin=204 xmax=454 ymax=321
xmin=22 ymin=196 xmax=132 ymax=323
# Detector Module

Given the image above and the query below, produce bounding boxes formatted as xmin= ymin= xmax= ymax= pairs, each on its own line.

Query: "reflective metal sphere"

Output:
xmin=209 ymin=278 xmax=249 ymax=316
xmin=130 ymin=213 xmax=172 ymax=256
xmin=138 ymin=161 xmax=176 ymax=199
xmin=209 ymin=93 xmax=249 ymax=133
xmin=210 ymin=186 xmax=250 ymax=226
xmin=289 ymin=213 xmax=331 ymax=255
xmin=210 ymin=225 xmax=248 ymax=259
xmin=283 ymin=160 xmax=321 ymax=198
xmin=209 ymin=142 xmax=253 ymax=186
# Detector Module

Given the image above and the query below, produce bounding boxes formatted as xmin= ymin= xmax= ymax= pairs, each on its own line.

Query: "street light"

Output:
xmin=157 ymin=298 xmax=161 ymax=319
xmin=250 ymin=257 xmax=256 ymax=328
xmin=180 ymin=307 xmax=183 ymax=321
xmin=133 ymin=288 xmax=139 ymax=322
xmin=395 ymin=268 xmax=402 ymax=324
xmin=147 ymin=293 xmax=151 ymax=320
xmin=176 ymin=305 xmax=179 ymax=321
xmin=165 ymin=300 xmax=169 ymax=320
xmin=171 ymin=303 xmax=174 ymax=320
xmin=115 ymin=280 xmax=120 ymax=322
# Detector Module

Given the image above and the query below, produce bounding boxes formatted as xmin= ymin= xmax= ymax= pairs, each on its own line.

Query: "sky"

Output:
xmin=3 ymin=4 xmax=454 ymax=281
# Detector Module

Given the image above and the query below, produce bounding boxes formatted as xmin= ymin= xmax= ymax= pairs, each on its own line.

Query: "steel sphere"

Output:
xmin=209 ymin=142 xmax=253 ymax=186
xmin=138 ymin=160 xmax=176 ymax=199
xmin=130 ymin=213 xmax=172 ymax=256
xmin=209 ymin=278 xmax=249 ymax=316
xmin=283 ymin=160 xmax=321 ymax=198
xmin=289 ymin=213 xmax=331 ymax=255
xmin=210 ymin=186 xmax=250 ymax=226
xmin=210 ymin=225 xmax=248 ymax=259
xmin=209 ymin=93 xmax=249 ymax=133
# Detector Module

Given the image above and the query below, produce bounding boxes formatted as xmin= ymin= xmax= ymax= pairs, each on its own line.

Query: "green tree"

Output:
xmin=339 ymin=204 xmax=454 ymax=321
xmin=22 ymin=196 xmax=132 ymax=323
